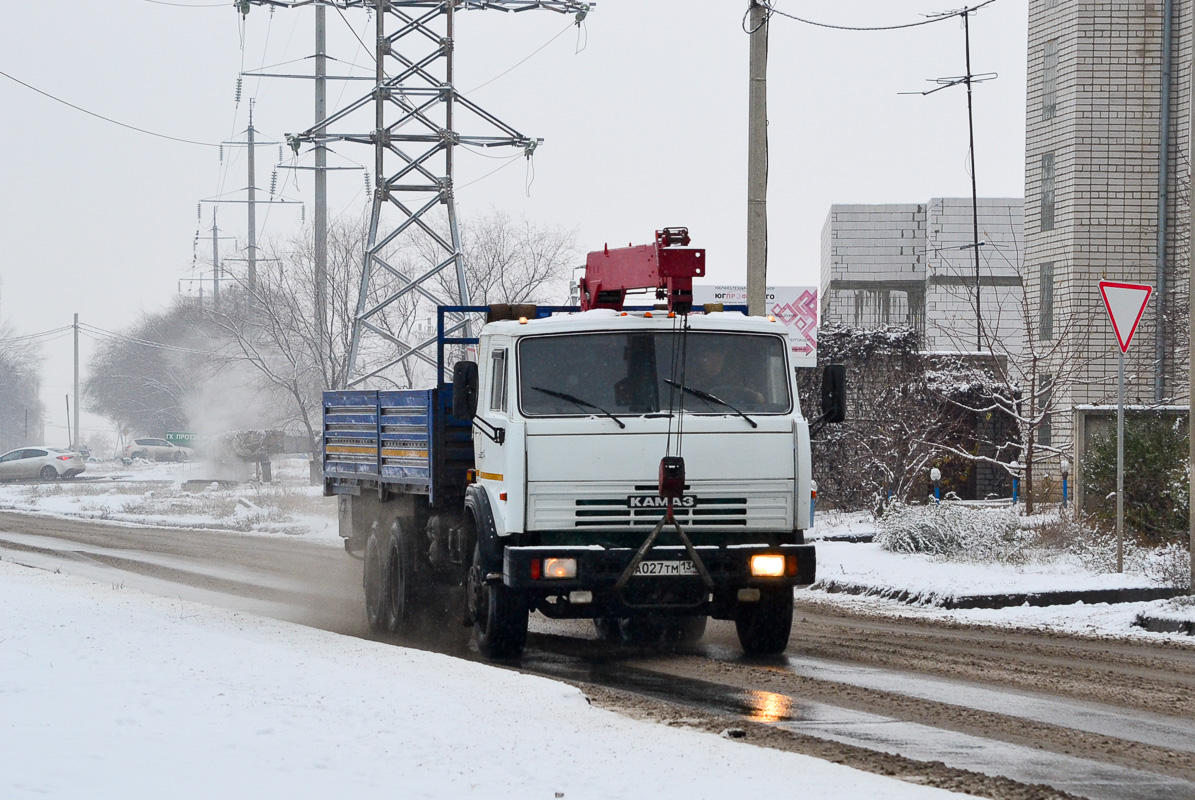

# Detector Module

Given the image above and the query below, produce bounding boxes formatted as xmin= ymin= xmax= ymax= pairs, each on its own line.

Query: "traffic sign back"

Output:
xmin=1098 ymin=281 xmax=1153 ymax=354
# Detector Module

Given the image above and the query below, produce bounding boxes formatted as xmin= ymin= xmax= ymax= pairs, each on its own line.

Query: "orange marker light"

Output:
xmin=668 ymin=312 xmax=676 ymax=318
xmin=499 ymin=492 xmax=507 ymax=501
xmin=543 ymin=557 xmax=577 ymax=579
xmin=644 ymin=311 xmax=653 ymax=318
xmin=518 ymin=317 xmax=528 ymax=324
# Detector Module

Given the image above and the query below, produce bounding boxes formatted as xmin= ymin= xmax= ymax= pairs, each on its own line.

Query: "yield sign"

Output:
xmin=1099 ymin=280 xmax=1153 ymax=354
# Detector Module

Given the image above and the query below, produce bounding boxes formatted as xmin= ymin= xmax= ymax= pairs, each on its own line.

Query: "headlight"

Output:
xmin=750 ymin=554 xmax=786 ymax=577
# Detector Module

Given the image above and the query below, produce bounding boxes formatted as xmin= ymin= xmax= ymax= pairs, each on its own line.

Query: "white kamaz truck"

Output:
xmin=324 ymin=228 xmax=845 ymax=659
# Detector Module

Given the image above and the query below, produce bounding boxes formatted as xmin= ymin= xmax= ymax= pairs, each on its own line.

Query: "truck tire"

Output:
xmin=384 ymin=519 xmax=422 ymax=637
xmin=592 ymin=618 xmax=621 ymax=642
xmin=735 ymin=586 xmax=794 ymax=656
xmin=468 ymin=544 xmax=528 ymax=659
xmin=662 ymin=616 xmax=707 ymax=646
xmin=617 ymin=616 xmax=663 ymax=645
xmin=363 ymin=530 xmax=392 ymax=634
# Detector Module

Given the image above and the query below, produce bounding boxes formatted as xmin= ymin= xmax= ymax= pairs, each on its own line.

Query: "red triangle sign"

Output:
xmin=1098 ymin=280 xmax=1153 ymax=354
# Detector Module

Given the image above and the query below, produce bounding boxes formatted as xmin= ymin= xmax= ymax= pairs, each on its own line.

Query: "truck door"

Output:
xmin=475 ymin=343 xmax=513 ymax=529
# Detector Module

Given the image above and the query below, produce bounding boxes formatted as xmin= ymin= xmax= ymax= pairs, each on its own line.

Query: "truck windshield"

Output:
xmin=518 ymin=331 xmax=792 ymax=417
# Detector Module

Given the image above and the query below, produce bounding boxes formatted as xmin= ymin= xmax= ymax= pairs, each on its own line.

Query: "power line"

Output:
xmin=756 ymin=0 xmax=997 ymax=32
xmin=141 ymin=0 xmax=230 ymax=7
xmin=463 ymin=20 xmax=574 ymax=94
xmin=0 ymin=68 xmax=220 ymax=147
xmin=0 ymin=326 xmax=75 ymax=344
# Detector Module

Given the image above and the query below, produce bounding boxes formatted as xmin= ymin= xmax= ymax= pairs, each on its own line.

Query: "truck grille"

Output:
xmin=527 ymin=481 xmax=792 ymax=531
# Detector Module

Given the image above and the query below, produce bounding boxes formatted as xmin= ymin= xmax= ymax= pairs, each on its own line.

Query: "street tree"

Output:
xmin=84 ymin=301 xmax=214 ymax=438
xmin=0 ymin=319 xmax=45 ymax=452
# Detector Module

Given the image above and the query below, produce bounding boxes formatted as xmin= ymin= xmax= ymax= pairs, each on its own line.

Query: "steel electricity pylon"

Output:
xmin=240 ymin=0 xmax=592 ymax=387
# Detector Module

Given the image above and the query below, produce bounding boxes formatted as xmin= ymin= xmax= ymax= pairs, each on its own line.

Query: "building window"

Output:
xmin=1042 ymin=39 xmax=1058 ymax=120
xmin=1041 ymin=153 xmax=1055 ymax=231
xmin=1046 ymin=0 xmax=1059 ymax=8
xmin=1037 ymin=373 xmax=1054 ymax=447
xmin=1039 ymin=261 xmax=1054 ymax=340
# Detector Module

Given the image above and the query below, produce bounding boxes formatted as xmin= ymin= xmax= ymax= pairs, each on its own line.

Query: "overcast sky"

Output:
xmin=0 ymin=0 xmax=1028 ymax=446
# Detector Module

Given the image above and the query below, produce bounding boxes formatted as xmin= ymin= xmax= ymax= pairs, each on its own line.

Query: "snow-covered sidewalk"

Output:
xmin=0 ymin=559 xmax=963 ymax=800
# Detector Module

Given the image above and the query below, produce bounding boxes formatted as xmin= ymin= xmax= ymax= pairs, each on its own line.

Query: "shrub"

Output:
xmin=1082 ymin=416 xmax=1189 ymax=546
xmin=876 ymin=502 xmax=1032 ymax=564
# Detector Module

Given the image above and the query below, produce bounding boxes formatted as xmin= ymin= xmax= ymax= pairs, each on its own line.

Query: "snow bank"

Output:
xmin=0 ymin=559 xmax=962 ymax=800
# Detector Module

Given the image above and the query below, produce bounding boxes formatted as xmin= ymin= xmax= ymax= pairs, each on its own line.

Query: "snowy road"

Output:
xmin=4 ymin=511 xmax=1195 ymax=799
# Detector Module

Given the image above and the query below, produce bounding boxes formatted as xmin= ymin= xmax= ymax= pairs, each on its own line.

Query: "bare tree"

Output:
xmin=84 ymin=301 xmax=214 ymax=438
xmin=204 ymin=208 xmax=574 ymax=442
xmin=0 ymin=319 xmax=44 ymax=451
xmin=927 ymin=235 xmax=1095 ymax=513
xmin=454 ymin=209 xmax=577 ymax=304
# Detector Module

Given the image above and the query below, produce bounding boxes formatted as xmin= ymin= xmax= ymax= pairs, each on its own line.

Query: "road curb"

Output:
xmin=809 ymin=580 xmax=1185 ymax=610
xmin=1132 ymin=614 xmax=1195 ymax=636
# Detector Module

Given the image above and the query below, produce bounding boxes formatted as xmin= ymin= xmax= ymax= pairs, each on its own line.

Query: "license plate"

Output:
xmin=633 ymin=560 xmax=698 ymax=577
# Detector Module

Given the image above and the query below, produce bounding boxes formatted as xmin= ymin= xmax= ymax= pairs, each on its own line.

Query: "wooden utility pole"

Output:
xmin=746 ymin=0 xmax=768 ymax=316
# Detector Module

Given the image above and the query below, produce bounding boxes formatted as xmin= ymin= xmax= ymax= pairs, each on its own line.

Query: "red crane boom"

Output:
xmin=578 ymin=227 xmax=706 ymax=314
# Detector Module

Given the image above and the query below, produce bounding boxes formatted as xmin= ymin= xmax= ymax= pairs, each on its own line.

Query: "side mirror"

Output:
xmin=452 ymin=361 xmax=479 ymax=420
xmin=820 ymin=364 xmax=846 ymax=424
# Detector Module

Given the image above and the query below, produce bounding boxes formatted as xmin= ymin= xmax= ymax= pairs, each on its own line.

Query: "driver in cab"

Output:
xmin=689 ymin=345 xmax=765 ymax=406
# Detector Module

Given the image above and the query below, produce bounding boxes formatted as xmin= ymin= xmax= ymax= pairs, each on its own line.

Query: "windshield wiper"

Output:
xmin=663 ymin=379 xmax=758 ymax=429
xmin=531 ymin=386 xmax=626 ymax=429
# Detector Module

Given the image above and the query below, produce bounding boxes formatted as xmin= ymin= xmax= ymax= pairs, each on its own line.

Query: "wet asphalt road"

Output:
xmin=3 ymin=510 xmax=1195 ymax=800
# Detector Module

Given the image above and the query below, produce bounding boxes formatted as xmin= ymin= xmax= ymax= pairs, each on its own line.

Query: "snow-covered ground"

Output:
xmin=0 ymin=558 xmax=966 ymax=800
xmin=1 ymin=460 xmax=1192 ymax=644
xmin=811 ymin=510 xmax=1195 ymax=643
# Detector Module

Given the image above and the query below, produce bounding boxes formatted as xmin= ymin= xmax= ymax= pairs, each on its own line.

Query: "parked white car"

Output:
xmin=123 ymin=438 xmax=192 ymax=462
xmin=0 ymin=447 xmax=86 ymax=480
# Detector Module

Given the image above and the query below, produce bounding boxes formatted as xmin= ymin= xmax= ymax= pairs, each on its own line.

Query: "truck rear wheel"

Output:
xmin=384 ymin=519 xmax=422 ymax=637
xmin=735 ymin=586 xmax=793 ymax=655
xmin=363 ymin=530 xmax=391 ymax=634
xmin=468 ymin=545 xmax=528 ymax=659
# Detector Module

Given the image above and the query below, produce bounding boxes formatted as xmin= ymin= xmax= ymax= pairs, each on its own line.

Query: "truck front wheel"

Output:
xmin=468 ymin=545 xmax=528 ymax=659
xmin=363 ymin=530 xmax=392 ymax=634
xmin=734 ymin=587 xmax=793 ymax=655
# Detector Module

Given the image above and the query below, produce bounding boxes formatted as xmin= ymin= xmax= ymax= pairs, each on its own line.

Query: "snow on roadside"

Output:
xmin=0 ymin=559 xmax=964 ymax=800
xmin=0 ymin=457 xmax=342 ymax=544
xmin=806 ymin=539 xmax=1195 ymax=645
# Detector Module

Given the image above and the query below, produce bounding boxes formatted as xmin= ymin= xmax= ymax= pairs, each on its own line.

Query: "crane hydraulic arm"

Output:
xmin=578 ymin=227 xmax=706 ymax=314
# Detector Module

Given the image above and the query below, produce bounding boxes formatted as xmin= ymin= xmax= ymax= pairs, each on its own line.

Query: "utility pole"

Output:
xmin=746 ymin=0 xmax=769 ymax=317
xmin=963 ymin=9 xmax=982 ymax=351
xmin=241 ymin=0 xmax=588 ymax=386
xmin=248 ymin=103 xmax=258 ymax=288
xmin=72 ymin=313 xmax=79 ymax=450
xmin=314 ymin=2 xmax=328 ymax=364
xmin=905 ymin=5 xmax=994 ymax=351
xmin=211 ymin=209 xmax=221 ymax=306
xmin=1188 ymin=65 xmax=1194 ymax=596
xmin=212 ymin=102 xmax=297 ymax=293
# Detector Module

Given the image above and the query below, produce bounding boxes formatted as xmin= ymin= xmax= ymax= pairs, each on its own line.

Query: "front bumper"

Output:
xmin=503 ymin=542 xmax=815 ymax=618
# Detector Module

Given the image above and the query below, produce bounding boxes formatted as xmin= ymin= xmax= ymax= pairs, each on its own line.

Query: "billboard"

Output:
xmin=692 ymin=285 xmax=818 ymax=368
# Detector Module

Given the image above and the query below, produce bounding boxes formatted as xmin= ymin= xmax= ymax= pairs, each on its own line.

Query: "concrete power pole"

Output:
xmin=73 ymin=313 xmax=79 ymax=450
xmin=314 ymin=3 xmax=328 ymax=365
xmin=1188 ymin=63 xmax=1194 ymax=596
xmin=247 ymin=104 xmax=258 ymax=289
xmin=746 ymin=0 xmax=769 ymax=317
xmin=211 ymin=209 xmax=221 ymax=306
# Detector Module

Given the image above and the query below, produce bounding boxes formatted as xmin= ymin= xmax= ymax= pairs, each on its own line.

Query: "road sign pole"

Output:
xmin=1117 ymin=349 xmax=1125 ymax=574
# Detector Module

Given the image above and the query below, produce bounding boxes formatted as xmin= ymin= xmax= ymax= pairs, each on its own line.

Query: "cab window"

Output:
xmin=489 ymin=349 xmax=508 ymax=413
